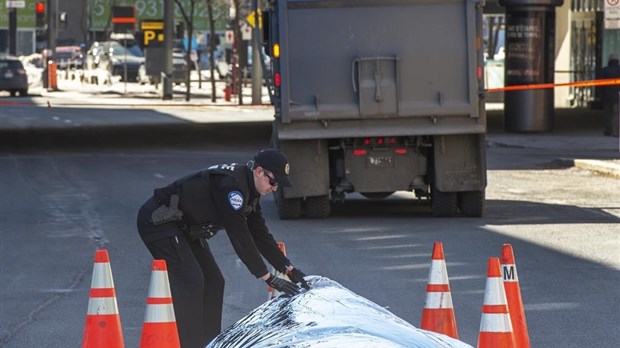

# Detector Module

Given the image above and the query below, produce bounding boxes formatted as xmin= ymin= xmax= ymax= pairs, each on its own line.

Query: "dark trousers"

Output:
xmin=603 ymin=101 xmax=619 ymax=136
xmin=137 ymin=197 xmax=225 ymax=348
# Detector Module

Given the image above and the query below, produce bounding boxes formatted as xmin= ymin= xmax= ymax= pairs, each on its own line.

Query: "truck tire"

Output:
xmin=275 ymin=191 xmax=302 ymax=219
xmin=303 ymin=195 xmax=331 ymax=218
xmin=431 ymin=185 xmax=457 ymax=217
xmin=458 ymin=191 xmax=484 ymax=217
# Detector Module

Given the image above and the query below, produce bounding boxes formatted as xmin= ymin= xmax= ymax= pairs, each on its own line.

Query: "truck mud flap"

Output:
xmin=278 ymin=139 xmax=330 ymax=199
xmin=432 ymin=133 xmax=486 ymax=192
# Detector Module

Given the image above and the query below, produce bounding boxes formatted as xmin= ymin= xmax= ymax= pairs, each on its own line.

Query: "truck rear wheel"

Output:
xmin=303 ymin=195 xmax=331 ymax=218
xmin=275 ymin=191 xmax=302 ymax=219
xmin=458 ymin=191 xmax=484 ymax=217
xmin=431 ymin=185 xmax=457 ymax=217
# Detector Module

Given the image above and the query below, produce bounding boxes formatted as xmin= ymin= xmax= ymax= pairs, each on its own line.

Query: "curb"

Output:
xmin=555 ymin=158 xmax=620 ymax=178
xmin=0 ymin=122 xmax=273 ymax=151
xmin=573 ymin=159 xmax=620 ymax=178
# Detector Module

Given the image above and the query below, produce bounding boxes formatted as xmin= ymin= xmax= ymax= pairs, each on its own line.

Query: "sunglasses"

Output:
xmin=264 ymin=171 xmax=279 ymax=186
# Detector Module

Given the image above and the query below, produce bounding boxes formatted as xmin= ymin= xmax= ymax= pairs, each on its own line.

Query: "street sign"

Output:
xmin=6 ymin=0 xmax=25 ymax=8
xmin=88 ymin=0 xmax=226 ymax=32
xmin=141 ymin=20 xmax=164 ymax=47
xmin=606 ymin=0 xmax=620 ymax=29
xmin=241 ymin=24 xmax=252 ymax=41
xmin=112 ymin=6 xmax=136 ymax=33
xmin=246 ymin=9 xmax=262 ymax=29
xmin=225 ymin=30 xmax=234 ymax=44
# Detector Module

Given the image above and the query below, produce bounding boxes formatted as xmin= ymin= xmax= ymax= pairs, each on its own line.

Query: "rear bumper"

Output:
xmin=112 ymin=65 xmax=140 ymax=78
xmin=0 ymin=76 xmax=28 ymax=91
xmin=276 ymin=116 xmax=486 ymax=140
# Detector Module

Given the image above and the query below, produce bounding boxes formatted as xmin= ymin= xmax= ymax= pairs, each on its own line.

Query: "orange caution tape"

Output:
xmin=486 ymin=78 xmax=620 ymax=93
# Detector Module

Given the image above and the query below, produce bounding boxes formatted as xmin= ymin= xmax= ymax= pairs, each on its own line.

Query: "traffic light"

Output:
xmin=35 ymin=2 xmax=46 ymax=29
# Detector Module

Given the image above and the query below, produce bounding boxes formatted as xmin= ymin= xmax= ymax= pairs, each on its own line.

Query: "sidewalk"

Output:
xmin=485 ymin=107 xmax=620 ymax=178
xmin=1 ymin=77 xmax=619 ymax=177
xmin=21 ymin=70 xmax=271 ymax=107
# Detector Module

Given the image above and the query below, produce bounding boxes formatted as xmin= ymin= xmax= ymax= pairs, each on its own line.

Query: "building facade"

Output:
xmin=2 ymin=0 xmax=619 ymax=108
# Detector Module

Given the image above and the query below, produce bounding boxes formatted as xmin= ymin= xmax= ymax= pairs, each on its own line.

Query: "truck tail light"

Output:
xmin=363 ymin=138 xmax=371 ymax=145
xmin=476 ymin=30 xmax=484 ymax=85
xmin=353 ymin=149 xmax=367 ymax=156
xmin=274 ymin=72 xmax=281 ymax=87
xmin=394 ymin=148 xmax=407 ymax=155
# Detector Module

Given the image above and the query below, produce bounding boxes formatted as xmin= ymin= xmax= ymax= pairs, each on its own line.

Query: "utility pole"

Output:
xmin=47 ymin=0 xmax=56 ymax=56
xmin=251 ymin=0 xmax=262 ymax=104
xmin=6 ymin=0 xmax=26 ymax=55
xmin=8 ymin=7 xmax=17 ymax=55
xmin=162 ymin=0 xmax=174 ymax=100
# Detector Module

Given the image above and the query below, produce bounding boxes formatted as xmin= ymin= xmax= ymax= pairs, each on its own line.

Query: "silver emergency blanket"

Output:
xmin=207 ymin=276 xmax=472 ymax=348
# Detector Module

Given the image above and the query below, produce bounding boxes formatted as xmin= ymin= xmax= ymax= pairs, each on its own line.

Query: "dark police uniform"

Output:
xmin=600 ymin=55 xmax=620 ymax=137
xmin=137 ymin=162 xmax=291 ymax=348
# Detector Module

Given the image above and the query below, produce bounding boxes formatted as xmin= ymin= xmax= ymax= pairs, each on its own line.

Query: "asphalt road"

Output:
xmin=0 ymin=104 xmax=619 ymax=347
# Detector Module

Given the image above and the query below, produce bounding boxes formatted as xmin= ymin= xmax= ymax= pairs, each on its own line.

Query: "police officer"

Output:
xmin=600 ymin=53 xmax=620 ymax=137
xmin=137 ymin=149 xmax=309 ymax=348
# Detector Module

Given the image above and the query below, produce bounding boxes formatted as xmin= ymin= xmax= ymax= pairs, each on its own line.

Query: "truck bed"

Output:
xmin=277 ymin=0 xmax=483 ymax=136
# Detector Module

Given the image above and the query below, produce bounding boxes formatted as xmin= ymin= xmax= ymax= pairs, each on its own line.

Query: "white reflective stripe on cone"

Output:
xmin=148 ymin=271 xmax=172 ymax=298
xmin=91 ymin=263 xmax=114 ymax=288
xmin=424 ymin=292 xmax=454 ymax=308
xmin=86 ymin=297 xmax=120 ymax=315
xmin=144 ymin=303 xmax=176 ymax=323
xmin=483 ymin=277 xmax=508 ymax=305
xmin=427 ymin=260 xmax=449 ymax=284
xmin=479 ymin=313 xmax=514 ymax=332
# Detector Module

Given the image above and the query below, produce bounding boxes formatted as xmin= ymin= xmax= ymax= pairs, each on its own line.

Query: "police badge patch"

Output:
xmin=228 ymin=191 xmax=244 ymax=210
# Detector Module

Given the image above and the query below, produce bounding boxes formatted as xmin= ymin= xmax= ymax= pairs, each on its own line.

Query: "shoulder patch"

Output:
xmin=228 ymin=191 xmax=244 ymax=211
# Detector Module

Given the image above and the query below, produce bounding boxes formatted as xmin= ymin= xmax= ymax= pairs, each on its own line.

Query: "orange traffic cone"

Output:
xmin=268 ymin=242 xmax=290 ymax=299
xmin=478 ymin=257 xmax=517 ymax=348
xmin=82 ymin=249 xmax=125 ymax=348
xmin=420 ymin=241 xmax=459 ymax=338
xmin=140 ymin=260 xmax=180 ymax=348
xmin=501 ymin=244 xmax=531 ymax=348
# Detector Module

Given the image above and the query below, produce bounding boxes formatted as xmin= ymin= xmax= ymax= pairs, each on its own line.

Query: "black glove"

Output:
xmin=287 ymin=268 xmax=310 ymax=290
xmin=265 ymin=274 xmax=300 ymax=296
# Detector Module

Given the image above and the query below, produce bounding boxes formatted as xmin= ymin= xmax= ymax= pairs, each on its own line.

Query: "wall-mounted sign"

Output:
xmin=605 ymin=0 xmax=620 ymax=29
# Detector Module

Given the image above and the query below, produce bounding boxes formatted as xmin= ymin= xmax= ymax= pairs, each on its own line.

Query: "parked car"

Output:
xmin=84 ymin=41 xmax=144 ymax=82
xmin=0 ymin=55 xmax=28 ymax=96
xmin=138 ymin=52 xmax=188 ymax=86
xmin=54 ymin=46 xmax=84 ymax=70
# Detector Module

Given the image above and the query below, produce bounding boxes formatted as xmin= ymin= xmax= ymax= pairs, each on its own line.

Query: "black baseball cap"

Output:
xmin=254 ymin=149 xmax=292 ymax=187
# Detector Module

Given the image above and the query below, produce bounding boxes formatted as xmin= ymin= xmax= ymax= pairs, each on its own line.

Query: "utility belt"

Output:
xmin=177 ymin=221 xmax=221 ymax=243
xmin=150 ymin=194 xmax=221 ymax=247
